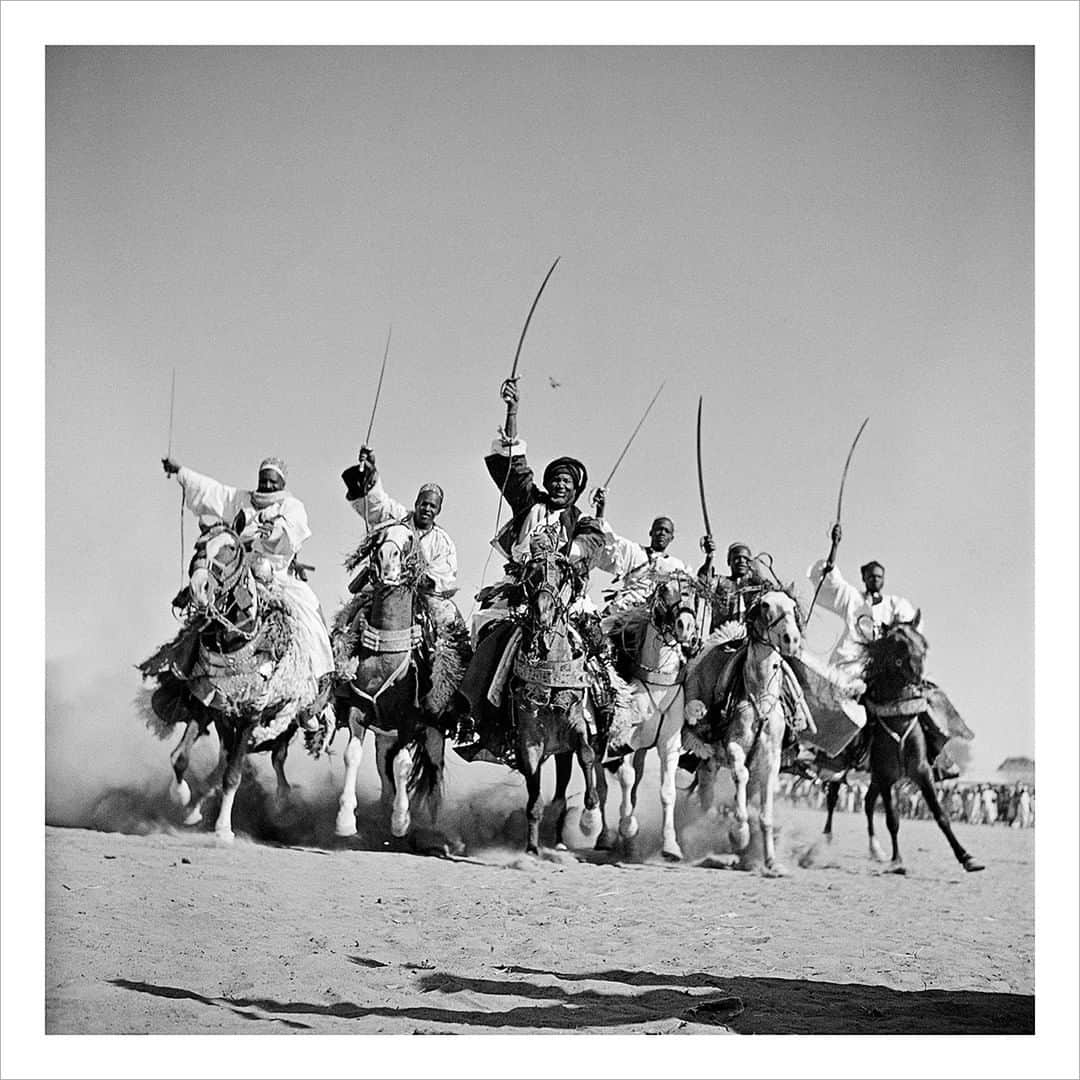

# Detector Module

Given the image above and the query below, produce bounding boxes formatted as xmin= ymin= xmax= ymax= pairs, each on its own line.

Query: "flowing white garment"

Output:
xmin=176 ymin=467 xmax=334 ymax=679
xmin=807 ymin=558 xmax=921 ymax=671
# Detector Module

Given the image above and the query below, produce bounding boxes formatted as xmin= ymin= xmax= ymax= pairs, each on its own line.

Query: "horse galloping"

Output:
xmin=684 ymin=589 xmax=807 ymax=874
xmin=139 ymin=522 xmax=332 ymax=842
xmin=595 ymin=572 xmax=701 ymax=861
xmin=858 ymin=615 xmax=983 ymax=874
xmin=331 ymin=521 xmax=469 ymax=846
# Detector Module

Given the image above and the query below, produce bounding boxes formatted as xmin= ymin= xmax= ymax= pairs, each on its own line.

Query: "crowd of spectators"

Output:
xmin=777 ymin=775 xmax=1034 ymax=827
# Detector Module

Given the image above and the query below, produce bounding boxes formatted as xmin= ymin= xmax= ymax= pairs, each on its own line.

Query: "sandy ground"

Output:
xmin=44 ymin=745 xmax=1034 ymax=1037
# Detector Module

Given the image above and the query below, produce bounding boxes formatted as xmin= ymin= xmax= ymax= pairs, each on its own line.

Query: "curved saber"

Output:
xmin=807 ymin=416 xmax=870 ymax=623
xmin=601 ymin=380 xmax=666 ymax=489
xmin=696 ymin=395 xmax=713 ymax=546
xmin=509 ymin=257 xmax=560 ymax=381
xmin=166 ymin=367 xmax=176 ymax=459
xmin=364 ymin=325 xmax=392 ymax=446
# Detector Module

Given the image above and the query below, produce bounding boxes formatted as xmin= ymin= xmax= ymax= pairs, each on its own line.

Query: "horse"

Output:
xmin=138 ymin=521 xmax=332 ymax=843
xmin=594 ymin=572 xmax=701 ymax=861
xmin=460 ymin=550 xmax=600 ymax=855
xmin=856 ymin=615 xmax=983 ymax=874
xmin=683 ymin=589 xmax=806 ymax=874
xmin=331 ymin=520 xmax=468 ymax=846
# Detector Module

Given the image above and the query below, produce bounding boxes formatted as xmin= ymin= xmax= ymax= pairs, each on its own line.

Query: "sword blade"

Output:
xmin=509 ymin=257 xmax=560 ymax=382
xmin=364 ymin=325 xmax=392 ymax=447
xmin=167 ymin=367 xmax=176 ymax=457
xmin=696 ymin=395 xmax=713 ymax=541
xmin=835 ymin=416 xmax=870 ymax=523
xmin=601 ymin=380 xmax=666 ymax=489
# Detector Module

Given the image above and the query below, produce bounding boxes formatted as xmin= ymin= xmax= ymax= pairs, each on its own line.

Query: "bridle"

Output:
xmin=189 ymin=525 xmax=259 ymax=641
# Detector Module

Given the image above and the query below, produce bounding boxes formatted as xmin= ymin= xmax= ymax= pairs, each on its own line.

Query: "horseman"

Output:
xmin=338 ymin=447 xmax=472 ymax=723
xmin=590 ymin=494 xmax=690 ymax=615
xmin=807 ymin=523 xmax=958 ymax=779
xmin=460 ymin=378 xmax=625 ymax=758
xmin=681 ymin=538 xmax=813 ymax=776
xmin=159 ymin=454 xmax=335 ymax=729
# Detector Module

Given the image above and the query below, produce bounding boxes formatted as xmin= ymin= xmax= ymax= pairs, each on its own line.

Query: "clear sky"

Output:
xmin=46 ymin=45 xmax=1034 ymax=774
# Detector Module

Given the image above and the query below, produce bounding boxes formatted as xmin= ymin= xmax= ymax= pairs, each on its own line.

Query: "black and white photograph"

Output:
xmin=3 ymin=2 xmax=1078 ymax=1077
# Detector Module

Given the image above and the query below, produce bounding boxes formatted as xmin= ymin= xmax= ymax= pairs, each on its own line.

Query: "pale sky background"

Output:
xmin=47 ymin=45 xmax=1033 ymax=774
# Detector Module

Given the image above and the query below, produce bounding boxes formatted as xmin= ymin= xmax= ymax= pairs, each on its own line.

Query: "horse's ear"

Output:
xmin=232 ymin=509 xmax=247 ymax=534
xmin=912 ymin=608 xmax=923 ymax=631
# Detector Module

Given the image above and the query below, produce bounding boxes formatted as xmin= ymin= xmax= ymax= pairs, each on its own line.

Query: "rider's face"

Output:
xmin=649 ymin=519 xmax=674 ymax=551
xmin=729 ymin=551 xmax=752 ymax=579
xmin=413 ymin=493 xmax=442 ymax=529
xmin=257 ymin=468 xmax=285 ymax=494
xmin=546 ymin=469 xmax=576 ymax=508
xmin=862 ymin=567 xmax=885 ymax=596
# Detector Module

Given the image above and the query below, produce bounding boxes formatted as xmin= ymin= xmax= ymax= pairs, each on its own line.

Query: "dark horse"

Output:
xmin=857 ymin=615 xmax=983 ymax=874
xmin=331 ymin=521 xmax=469 ymax=844
xmin=139 ymin=522 xmax=331 ymax=842
xmin=462 ymin=551 xmax=600 ymax=855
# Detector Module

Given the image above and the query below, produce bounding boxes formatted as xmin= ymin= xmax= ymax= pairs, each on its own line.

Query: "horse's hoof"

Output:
xmin=618 ymin=816 xmax=640 ymax=840
xmin=181 ymin=807 xmax=204 ymax=828
xmin=215 ymin=830 xmax=235 ymax=846
xmin=390 ymin=814 xmax=410 ymax=839
xmin=662 ymin=846 xmax=683 ymax=863
xmin=170 ymin=778 xmax=192 ymax=807
xmin=595 ymin=829 xmax=618 ymax=851
xmin=869 ymin=840 xmax=887 ymax=863
xmin=729 ymin=822 xmax=750 ymax=851
xmin=963 ymin=857 xmax=985 ymax=873
xmin=763 ymin=863 xmax=788 ymax=878
xmin=578 ymin=808 xmax=600 ymax=836
xmin=555 ymin=841 xmax=568 ymax=852
xmin=525 ymin=844 xmax=540 ymax=857
xmin=887 ymin=862 xmax=906 ymax=875
xmin=334 ymin=821 xmax=358 ymax=840
xmin=798 ymin=842 xmax=822 ymax=868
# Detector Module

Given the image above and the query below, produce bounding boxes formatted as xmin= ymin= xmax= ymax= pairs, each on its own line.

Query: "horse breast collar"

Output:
xmin=866 ymin=686 xmax=928 ymax=718
xmin=355 ymin=614 xmax=423 ymax=654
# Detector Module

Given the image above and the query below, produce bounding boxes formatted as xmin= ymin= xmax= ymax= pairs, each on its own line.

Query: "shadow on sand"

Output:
xmin=110 ymin=961 xmax=1033 ymax=1034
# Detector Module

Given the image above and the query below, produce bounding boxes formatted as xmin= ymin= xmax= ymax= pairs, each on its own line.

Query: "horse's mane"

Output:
xmin=861 ymin=619 xmax=928 ymax=689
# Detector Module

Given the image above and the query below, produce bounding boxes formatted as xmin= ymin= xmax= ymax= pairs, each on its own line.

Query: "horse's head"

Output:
xmin=649 ymin=572 xmax=699 ymax=649
xmin=520 ymin=551 xmax=581 ymax=637
xmin=747 ymin=589 xmax=802 ymax=656
xmin=188 ymin=522 xmax=261 ymax=636
xmin=367 ymin=521 xmax=418 ymax=590
xmin=862 ymin=614 xmax=928 ymax=693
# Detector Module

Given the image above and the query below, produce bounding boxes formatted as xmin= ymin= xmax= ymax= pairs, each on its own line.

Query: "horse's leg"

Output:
xmin=168 ymin=718 xmax=201 ymax=808
xmin=522 ymin=744 xmax=544 ymax=855
xmin=551 ymin=751 xmax=573 ymax=850
xmin=760 ymin=743 xmax=785 ymax=875
xmin=374 ymin=733 xmax=395 ymax=819
xmin=334 ymin=704 xmax=365 ymax=838
xmin=184 ymin=741 xmax=225 ymax=828
xmin=390 ymin=740 xmax=414 ymax=838
xmin=823 ymin=780 xmax=841 ymax=841
xmin=727 ymin=742 xmax=751 ymax=853
xmin=864 ymin=779 xmax=887 ymax=862
xmin=913 ymin=765 xmax=985 ymax=872
xmin=270 ymin=727 xmax=293 ymax=804
xmin=574 ymin=703 xmax=600 ymax=837
xmin=593 ymin=744 xmax=618 ymax=851
xmin=214 ymin=722 xmax=253 ymax=844
xmin=657 ymin=727 xmax=684 ymax=862
xmin=616 ymin=752 xmax=639 ymax=841
xmin=420 ymin=726 xmax=445 ymax=828
xmin=878 ymin=781 xmax=904 ymax=873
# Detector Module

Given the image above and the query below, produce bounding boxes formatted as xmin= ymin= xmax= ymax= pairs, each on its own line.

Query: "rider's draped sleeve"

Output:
xmin=349 ymin=472 xmax=458 ymax=593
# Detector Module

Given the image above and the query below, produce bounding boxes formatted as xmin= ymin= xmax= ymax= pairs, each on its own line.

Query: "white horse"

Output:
xmin=595 ymin=573 xmax=700 ymax=861
xmin=683 ymin=589 xmax=806 ymax=874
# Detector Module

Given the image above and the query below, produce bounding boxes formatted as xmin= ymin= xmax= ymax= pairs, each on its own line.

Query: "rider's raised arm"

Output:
xmin=175 ymin=466 xmax=245 ymax=525
xmin=591 ymin=518 xmax=645 ymax=578
xmin=349 ymin=470 xmax=409 ymax=528
xmin=807 ymin=558 xmax=861 ymax=618
xmin=251 ymin=496 xmax=312 ymax=565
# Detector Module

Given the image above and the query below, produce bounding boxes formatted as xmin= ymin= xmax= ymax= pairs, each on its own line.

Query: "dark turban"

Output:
xmin=542 ymin=456 xmax=588 ymax=500
xmin=860 ymin=560 xmax=884 ymax=576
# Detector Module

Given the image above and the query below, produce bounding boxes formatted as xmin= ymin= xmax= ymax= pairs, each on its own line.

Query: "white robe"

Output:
xmin=349 ymin=475 xmax=458 ymax=593
xmin=176 ymin=467 xmax=335 ymax=679
xmin=807 ymin=558 xmax=921 ymax=671
xmin=595 ymin=522 xmax=689 ymax=612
